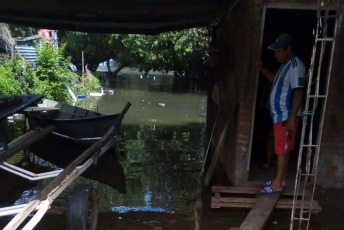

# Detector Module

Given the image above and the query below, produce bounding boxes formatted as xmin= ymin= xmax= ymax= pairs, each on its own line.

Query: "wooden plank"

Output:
xmin=238 ymin=193 xmax=281 ymax=230
xmin=204 ymin=115 xmax=230 ymax=186
xmin=211 ymin=197 xmax=321 ymax=212
xmin=24 ymin=106 xmax=60 ymax=112
xmin=204 ymin=102 xmax=238 ymax=186
xmin=0 ymin=125 xmax=56 ymax=163
xmin=212 ymin=185 xmax=311 ymax=197
xmin=212 ymin=197 xmax=257 ymax=204
xmin=212 ymin=186 xmax=258 ymax=194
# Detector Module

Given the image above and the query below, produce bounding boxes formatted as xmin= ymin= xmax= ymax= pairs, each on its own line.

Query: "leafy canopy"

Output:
xmin=62 ymin=28 xmax=210 ymax=77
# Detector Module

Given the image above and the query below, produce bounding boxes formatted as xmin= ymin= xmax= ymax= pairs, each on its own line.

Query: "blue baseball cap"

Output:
xmin=268 ymin=33 xmax=293 ymax=50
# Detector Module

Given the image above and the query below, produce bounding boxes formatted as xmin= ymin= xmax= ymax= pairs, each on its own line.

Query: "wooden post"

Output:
xmin=82 ymin=51 xmax=85 ymax=87
xmin=204 ymin=102 xmax=237 ymax=186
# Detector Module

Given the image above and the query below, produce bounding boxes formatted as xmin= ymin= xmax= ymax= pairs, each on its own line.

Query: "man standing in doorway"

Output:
xmin=256 ymin=33 xmax=305 ymax=194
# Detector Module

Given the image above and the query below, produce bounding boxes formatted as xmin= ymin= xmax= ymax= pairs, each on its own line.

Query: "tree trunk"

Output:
xmin=113 ymin=63 xmax=127 ymax=78
xmin=106 ymin=59 xmax=112 ymax=78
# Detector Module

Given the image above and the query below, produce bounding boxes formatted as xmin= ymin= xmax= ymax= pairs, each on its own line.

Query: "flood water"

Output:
xmin=0 ymin=72 xmax=209 ymax=228
xmin=2 ymin=73 xmax=344 ymax=230
xmin=93 ymin=73 xmax=207 ymax=214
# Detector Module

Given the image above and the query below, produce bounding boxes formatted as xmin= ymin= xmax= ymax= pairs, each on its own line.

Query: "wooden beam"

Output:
xmin=238 ymin=193 xmax=281 ymax=230
xmin=212 ymin=183 xmax=312 ymax=197
xmin=211 ymin=197 xmax=322 ymax=212
xmin=24 ymin=106 xmax=60 ymax=112
xmin=0 ymin=125 xmax=56 ymax=163
xmin=204 ymin=102 xmax=238 ymax=186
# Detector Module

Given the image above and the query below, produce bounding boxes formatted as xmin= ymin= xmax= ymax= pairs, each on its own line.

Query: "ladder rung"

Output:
xmin=319 ymin=14 xmax=338 ymax=18
xmin=293 ymin=217 xmax=310 ymax=221
xmin=299 ymin=173 xmax=316 ymax=176
xmin=308 ymin=95 xmax=327 ymax=98
xmin=316 ymin=38 xmax=334 ymax=41
xmin=303 ymin=112 xmax=315 ymax=116
xmin=302 ymin=144 xmax=319 ymax=147
xmin=300 ymin=210 xmax=312 ymax=214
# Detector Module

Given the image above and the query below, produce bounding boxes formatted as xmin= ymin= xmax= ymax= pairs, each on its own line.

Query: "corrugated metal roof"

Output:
xmin=16 ymin=46 xmax=38 ymax=63
xmin=0 ymin=0 xmax=228 ymax=34
xmin=15 ymin=40 xmax=38 ymax=68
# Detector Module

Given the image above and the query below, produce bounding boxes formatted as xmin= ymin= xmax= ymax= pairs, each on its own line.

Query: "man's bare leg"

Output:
xmin=271 ymin=153 xmax=289 ymax=191
xmin=282 ymin=153 xmax=290 ymax=187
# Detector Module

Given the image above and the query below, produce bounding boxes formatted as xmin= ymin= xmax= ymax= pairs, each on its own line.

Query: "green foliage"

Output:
xmin=8 ymin=25 xmax=37 ymax=37
xmin=22 ymin=65 xmax=38 ymax=94
xmin=35 ymin=43 xmax=78 ymax=103
xmin=62 ymin=28 xmax=210 ymax=77
xmin=126 ymin=28 xmax=210 ymax=76
xmin=84 ymin=73 xmax=101 ymax=92
xmin=62 ymin=32 xmax=116 ymax=71
xmin=0 ymin=58 xmax=24 ymax=95
xmin=73 ymin=69 xmax=101 ymax=97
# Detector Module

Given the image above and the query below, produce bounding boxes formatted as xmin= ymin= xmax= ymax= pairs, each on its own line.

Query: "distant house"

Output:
xmin=13 ymin=30 xmax=57 ymax=69
xmin=14 ymin=35 xmax=41 ymax=68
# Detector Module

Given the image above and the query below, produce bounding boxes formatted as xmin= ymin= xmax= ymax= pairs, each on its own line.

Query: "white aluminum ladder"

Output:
xmin=290 ymin=1 xmax=342 ymax=229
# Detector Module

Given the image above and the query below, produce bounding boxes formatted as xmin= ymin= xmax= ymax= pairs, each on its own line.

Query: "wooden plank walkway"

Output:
xmin=239 ymin=192 xmax=280 ymax=230
xmin=211 ymin=184 xmax=321 ymax=212
xmin=211 ymin=183 xmax=322 ymax=230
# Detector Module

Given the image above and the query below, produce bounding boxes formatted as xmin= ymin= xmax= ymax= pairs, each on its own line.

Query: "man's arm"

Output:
xmin=286 ymin=89 xmax=304 ymax=132
xmin=255 ymin=61 xmax=275 ymax=83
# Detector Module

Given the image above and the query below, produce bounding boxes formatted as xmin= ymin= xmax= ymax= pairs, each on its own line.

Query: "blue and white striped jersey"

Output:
xmin=269 ymin=56 xmax=305 ymax=123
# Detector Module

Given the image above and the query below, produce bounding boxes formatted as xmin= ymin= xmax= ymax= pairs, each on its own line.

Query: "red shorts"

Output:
xmin=274 ymin=118 xmax=300 ymax=154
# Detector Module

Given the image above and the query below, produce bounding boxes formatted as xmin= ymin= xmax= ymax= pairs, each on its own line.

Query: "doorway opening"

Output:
xmin=249 ymin=8 xmax=317 ymax=182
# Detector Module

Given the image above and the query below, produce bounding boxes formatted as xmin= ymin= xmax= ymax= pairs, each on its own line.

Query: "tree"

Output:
xmin=62 ymin=32 xmax=116 ymax=72
xmin=8 ymin=25 xmax=37 ymax=38
xmin=35 ymin=43 xmax=77 ymax=103
xmin=62 ymin=28 xmax=210 ymax=78
xmin=0 ymin=59 xmax=23 ymax=95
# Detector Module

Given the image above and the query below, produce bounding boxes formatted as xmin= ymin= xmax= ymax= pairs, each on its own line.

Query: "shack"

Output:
xmin=205 ymin=0 xmax=344 ymax=189
xmin=0 ymin=0 xmax=342 ymax=191
xmin=0 ymin=0 xmax=343 ymax=228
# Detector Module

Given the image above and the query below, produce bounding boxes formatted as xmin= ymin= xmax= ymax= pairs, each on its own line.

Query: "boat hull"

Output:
xmin=29 ymin=134 xmax=126 ymax=193
xmin=27 ymin=100 xmax=122 ymax=145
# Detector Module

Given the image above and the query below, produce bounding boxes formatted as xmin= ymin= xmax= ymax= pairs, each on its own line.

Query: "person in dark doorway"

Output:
xmin=256 ymin=33 xmax=305 ymax=194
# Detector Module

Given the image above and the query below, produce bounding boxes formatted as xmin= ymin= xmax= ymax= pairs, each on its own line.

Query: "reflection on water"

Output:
xmin=80 ymin=75 xmax=206 ymax=212
xmin=0 ymin=73 xmax=207 ymax=218
xmin=95 ymin=73 xmax=207 ymax=214
xmin=112 ymin=123 xmax=205 ymax=214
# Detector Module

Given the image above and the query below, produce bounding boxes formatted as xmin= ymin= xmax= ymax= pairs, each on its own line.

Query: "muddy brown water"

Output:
xmin=1 ymin=73 xmax=344 ymax=229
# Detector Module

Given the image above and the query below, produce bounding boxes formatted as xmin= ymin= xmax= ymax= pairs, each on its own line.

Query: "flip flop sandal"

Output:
xmin=259 ymin=185 xmax=283 ymax=194
xmin=262 ymin=180 xmax=286 ymax=187
xmin=262 ymin=180 xmax=273 ymax=186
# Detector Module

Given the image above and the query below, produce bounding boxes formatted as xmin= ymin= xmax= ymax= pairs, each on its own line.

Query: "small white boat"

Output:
xmin=88 ymin=87 xmax=104 ymax=97
xmin=26 ymin=99 xmax=126 ymax=145
xmin=103 ymin=87 xmax=115 ymax=95
xmin=88 ymin=87 xmax=115 ymax=96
